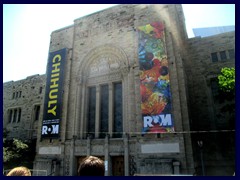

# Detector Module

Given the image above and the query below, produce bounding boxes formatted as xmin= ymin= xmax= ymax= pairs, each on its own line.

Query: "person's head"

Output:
xmin=6 ymin=166 xmax=31 ymax=176
xmin=78 ymin=156 xmax=105 ymax=176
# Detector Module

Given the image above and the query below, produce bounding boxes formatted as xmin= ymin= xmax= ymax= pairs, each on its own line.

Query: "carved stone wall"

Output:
xmin=139 ymin=159 xmax=173 ymax=175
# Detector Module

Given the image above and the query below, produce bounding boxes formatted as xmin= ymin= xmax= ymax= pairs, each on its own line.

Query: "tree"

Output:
xmin=218 ymin=67 xmax=235 ymax=93
xmin=217 ymin=67 xmax=235 ymax=130
xmin=3 ymin=129 xmax=29 ymax=170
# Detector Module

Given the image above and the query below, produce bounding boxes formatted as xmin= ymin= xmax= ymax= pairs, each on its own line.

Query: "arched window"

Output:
xmin=78 ymin=45 xmax=129 ymax=139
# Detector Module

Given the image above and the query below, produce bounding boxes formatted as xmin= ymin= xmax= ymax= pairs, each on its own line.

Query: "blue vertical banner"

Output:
xmin=137 ymin=22 xmax=174 ymax=134
xmin=41 ymin=48 xmax=67 ymax=139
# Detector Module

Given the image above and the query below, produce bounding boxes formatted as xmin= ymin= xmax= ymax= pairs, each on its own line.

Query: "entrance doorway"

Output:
xmin=112 ymin=156 xmax=124 ymax=176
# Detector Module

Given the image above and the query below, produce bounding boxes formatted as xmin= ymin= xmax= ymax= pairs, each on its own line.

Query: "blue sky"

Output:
xmin=3 ymin=4 xmax=235 ymax=83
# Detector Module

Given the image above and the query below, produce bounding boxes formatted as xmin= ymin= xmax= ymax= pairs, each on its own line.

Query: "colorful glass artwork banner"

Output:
xmin=137 ymin=22 xmax=174 ymax=134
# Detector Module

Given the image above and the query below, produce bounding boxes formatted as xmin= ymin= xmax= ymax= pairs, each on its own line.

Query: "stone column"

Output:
xmin=74 ymin=82 xmax=82 ymax=138
xmin=122 ymin=76 xmax=128 ymax=133
xmin=95 ymin=85 xmax=100 ymax=138
xmin=69 ymin=137 xmax=76 ymax=176
xmin=124 ymin=133 xmax=129 ymax=176
xmin=134 ymin=67 xmax=141 ymax=134
xmin=108 ymin=82 xmax=113 ymax=138
xmin=80 ymin=83 xmax=86 ymax=139
xmin=104 ymin=135 xmax=109 ymax=176
xmin=87 ymin=135 xmax=91 ymax=156
xmin=128 ymin=67 xmax=135 ymax=135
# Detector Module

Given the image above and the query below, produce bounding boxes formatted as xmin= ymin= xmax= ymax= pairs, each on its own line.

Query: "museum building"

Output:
xmin=3 ymin=4 xmax=235 ymax=176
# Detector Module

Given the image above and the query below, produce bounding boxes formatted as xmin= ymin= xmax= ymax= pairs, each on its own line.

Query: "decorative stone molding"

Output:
xmin=77 ymin=44 xmax=129 ymax=82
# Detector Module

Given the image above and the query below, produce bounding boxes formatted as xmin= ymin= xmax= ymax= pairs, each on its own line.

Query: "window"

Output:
xmin=87 ymin=87 xmax=96 ymax=138
xmin=8 ymin=110 xmax=13 ymax=123
xmin=34 ymin=105 xmax=41 ymax=121
xmin=211 ymin=49 xmax=234 ymax=62
xmin=12 ymin=91 xmax=22 ymax=99
xmin=39 ymin=87 xmax=43 ymax=94
xmin=228 ymin=49 xmax=235 ymax=59
xmin=100 ymin=85 xmax=109 ymax=138
xmin=8 ymin=108 xmax=22 ymax=123
xmin=13 ymin=109 xmax=17 ymax=123
xmin=83 ymin=48 xmax=126 ymax=139
xmin=87 ymin=82 xmax=123 ymax=139
xmin=211 ymin=52 xmax=218 ymax=62
xmin=17 ymin=109 xmax=21 ymax=122
xmin=220 ymin=51 xmax=227 ymax=61
xmin=113 ymin=82 xmax=123 ymax=138
xmin=210 ymin=78 xmax=220 ymax=101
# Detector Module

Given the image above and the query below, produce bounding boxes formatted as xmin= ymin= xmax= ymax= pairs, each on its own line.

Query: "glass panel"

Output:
xmin=13 ymin=109 xmax=17 ymax=123
xmin=210 ymin=78 xmax=220 ymax=102
xmin=211 ymin=52 xmax=218 ymax=62
xmin=113 ymin=82 xmax=122 ymax=138
xmin=88 ymin=87 xmax=96 ymax=138
xmin=100 ymin=85 xmax=109 ymax=138
xmin=228 ymin=49 xmax=235 ymax=59
xmin=39 ymin=87 xmax=43 ymax=94
xmin=35 ymin=106 xmax=40 ymax=121
xmin=8 ymin=110 xmax=12 ymax=123
xmin=220 ymin=51 xmax=227 ymax=61
xmin=18 ymin=109 xmax=21 ymax=122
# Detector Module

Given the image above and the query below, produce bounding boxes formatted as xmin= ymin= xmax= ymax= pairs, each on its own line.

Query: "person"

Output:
xmin=6 ymin=166 xmax=31 ymax=176
xmin=78 ymin=156 xmax=105 ymax=176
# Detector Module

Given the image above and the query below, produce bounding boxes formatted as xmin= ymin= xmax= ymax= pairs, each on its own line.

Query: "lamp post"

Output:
xmin=197 ymin=140 xmax=205 ymax=176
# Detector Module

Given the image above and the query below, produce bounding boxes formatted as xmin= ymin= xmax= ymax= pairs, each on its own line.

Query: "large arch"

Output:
xmin=74 ymin=44 xmax=130 ymax=139
xmin=77 ymin=44 xmax=129 ymax=82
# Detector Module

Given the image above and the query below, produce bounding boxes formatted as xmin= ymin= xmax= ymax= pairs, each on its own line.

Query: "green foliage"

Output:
xmin=217 ymin=67 xmax=235 ymax=130
xmin=218 ymin=67 xmax=235 ymax=93
xmin=3 ymin=129 xmax=35 ymax=170
xmin=3 ymin=138 xmax=28 ymax=163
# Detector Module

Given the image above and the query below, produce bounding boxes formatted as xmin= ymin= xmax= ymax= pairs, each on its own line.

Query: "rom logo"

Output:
xmin=42 ymin=125 xmax=59 ymax=135
xmin=143 ymin=114 xmax=173 ymax=127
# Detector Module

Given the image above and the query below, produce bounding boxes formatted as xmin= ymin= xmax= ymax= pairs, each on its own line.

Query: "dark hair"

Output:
xmin=78 ymin=156 xmax=105 ymax=176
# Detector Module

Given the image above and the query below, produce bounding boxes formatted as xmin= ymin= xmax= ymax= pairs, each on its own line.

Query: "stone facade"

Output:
xmin=3 ymin=4 xmax=235 ymax=176
xmin=3 ymin=74 xmax=46 ymax=140
xmin=186 ymin=32 xmax=235 ymax=176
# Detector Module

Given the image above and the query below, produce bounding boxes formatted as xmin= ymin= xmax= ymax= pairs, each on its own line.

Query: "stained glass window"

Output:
xmin=113 ymin=82 xmax=123 ymax=138
xmin=88 ymin=87 xmax=96 ymax=138
xmin=100 ymin=85 xmax=109 ymax=138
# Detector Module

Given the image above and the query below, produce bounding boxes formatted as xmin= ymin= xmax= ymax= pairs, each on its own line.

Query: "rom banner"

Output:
xmin=137 ymin=22 xmax=174 ymax=134
xmin=41 ymin=48 xmax=67 ymax=139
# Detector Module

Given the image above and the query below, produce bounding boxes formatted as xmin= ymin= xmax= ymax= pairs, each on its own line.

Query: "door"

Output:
xmin=112 ymin=156 xmax=124 ymax=176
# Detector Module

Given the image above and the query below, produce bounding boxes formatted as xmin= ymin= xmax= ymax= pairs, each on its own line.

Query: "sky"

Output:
xmin=3 ymin=4 xmax=235 ymax=83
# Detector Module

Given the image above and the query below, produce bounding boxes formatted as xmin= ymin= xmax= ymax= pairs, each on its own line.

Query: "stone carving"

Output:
xmin=87 ymin=72 xmax=122 ymax=85
xmin=77 ymin=44 xmax=129 ymax=81
xmin=140 ymin=158 xmax=173 ymax=174
xmin=129 ymin=156 xmax=136 ymax=176
xmin=89 ymin=56 xmax=120 ymax=77
xmin=64 ymin=155 xmax=70 ymax=175
xmin=91 ymin=145 xmax=104 ymax=154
